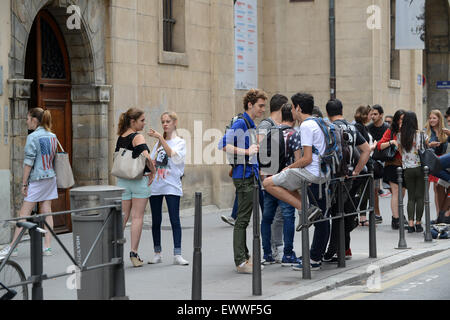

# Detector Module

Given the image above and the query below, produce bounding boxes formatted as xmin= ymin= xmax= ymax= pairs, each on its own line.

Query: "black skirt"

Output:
xmin=383 ymin=165 xmax=404 ymax=185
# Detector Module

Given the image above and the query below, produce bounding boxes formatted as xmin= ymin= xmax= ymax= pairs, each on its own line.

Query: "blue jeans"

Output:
xmin=231 ymin=182 xmax=265 ymax=220
xmin=261 ymin=191 xmax=295 ymax=256
xmin=436 ymin=153 xmax=450 ymax=182
xmin=308 ymin=183 xmax=330 ymax=262
xmin=149 ymin=195 xmax=182 ymax=256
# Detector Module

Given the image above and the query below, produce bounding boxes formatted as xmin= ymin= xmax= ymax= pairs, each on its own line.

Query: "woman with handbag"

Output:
xmin=147 ymin=112 xmax=189 ymax=266
xmin=0 ymin=108 xmax=58 ymax=259
xmin=115 ymin=108 xmax=156 ymax=267
xmin=398 ymin=112 xmax=427 ymax=233
xmin=376 ymin=110 xmax=406 ymax=230
xmin=425 ymin=110 xmax=449 ymax=222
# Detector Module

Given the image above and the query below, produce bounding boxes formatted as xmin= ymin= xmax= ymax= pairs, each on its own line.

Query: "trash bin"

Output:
xmin=70 ymin=186 xmax=125 ymax=300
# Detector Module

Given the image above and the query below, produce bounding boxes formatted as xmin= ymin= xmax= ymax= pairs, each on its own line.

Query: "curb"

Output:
xmin=265 ymin=242 xmax=450 ymax=300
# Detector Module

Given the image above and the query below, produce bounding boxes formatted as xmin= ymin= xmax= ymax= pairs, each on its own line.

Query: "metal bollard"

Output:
xmin=192 ymin=193 xmax=202 ymax=300
xmin=30 ymin=215 xmax=44 ymax=300
xmin=368 ymin=174 xmax=377 ymax=258
xmin=301 ymin=179 xmax=311 ymax=279
xmin=423 ymin=167 xmax=433 ymax=242
xmin=252 ymin=178 xmax=262 ymax=296
xmin=396 ymin=167 xmax=409 ymax=249
xmin=337 ymin=179 xmax=346 ymax=268
xmin=110 ymin=200 xmax=128 ymax=300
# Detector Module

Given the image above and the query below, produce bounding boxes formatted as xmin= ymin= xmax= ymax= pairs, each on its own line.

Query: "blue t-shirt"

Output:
xmin=219 ymin=112 xmax=259 ymax=179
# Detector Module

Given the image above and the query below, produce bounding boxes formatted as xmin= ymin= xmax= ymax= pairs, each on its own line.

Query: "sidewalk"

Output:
xmin=5 ymin=194 xmax=450 ymax=300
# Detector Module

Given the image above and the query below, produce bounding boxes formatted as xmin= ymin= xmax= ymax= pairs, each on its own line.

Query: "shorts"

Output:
xmin=25 ymin=177 xmax=58 ymax=203
xmin=117 ymin=176 xmax=152 ymax=201
xmin=383 ymin=165 xmax=404 ymax=185
xmin=272 ymin=168 xmax=324 ymax=191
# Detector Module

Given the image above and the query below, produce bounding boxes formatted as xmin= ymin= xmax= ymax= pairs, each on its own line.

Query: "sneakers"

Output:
xmin=296 ymin=206 xmax=323 ymax=232
xmin=281 ymin=251 xmax=301 ymax=267
xmin=292 ymin=258 xmax=322 ymax=271
xmin=236 ymin=260 xmax=264 ymax=274
xmin=148 ymin=253 xmax=162 ymax=264
xmin=0 ymin=246 xmax=19 ymax=259
xmin=174 ymin=255 xmax=189 ymax=266
xmin=43 ymin=248 xmax=53 ymax=256
xmin=375 ymin=215 xmax=383 ymax=224
xmin=345 ymin=248 xmax=352 ymax=260
xmin=221 ymin=215 xmax=235 ymax=227
xmin=261 ymin=253 xmax=276 ymax=265
xmin=130 ymin=252 xmax=144 ymax=267
xmin=415 ymin=224 xmax=424 ymax=233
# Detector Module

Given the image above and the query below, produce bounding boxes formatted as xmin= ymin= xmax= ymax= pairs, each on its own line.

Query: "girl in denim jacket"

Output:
xmin=0 ymin=108 xmax=58 ymax=259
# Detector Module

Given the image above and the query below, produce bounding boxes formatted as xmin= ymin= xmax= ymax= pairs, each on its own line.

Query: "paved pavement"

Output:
xmin=3 ymin=190 xmax=450 ymax=300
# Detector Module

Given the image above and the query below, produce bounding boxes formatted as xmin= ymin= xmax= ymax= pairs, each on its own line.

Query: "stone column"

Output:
xmin=71 ymin=84 xmax=112 ymax=186
xmin=8 ymin=78 xmax=33 ymax=215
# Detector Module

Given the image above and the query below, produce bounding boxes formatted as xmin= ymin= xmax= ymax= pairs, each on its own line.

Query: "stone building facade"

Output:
xmin=0 ymin=0 xmax=448 ymax=241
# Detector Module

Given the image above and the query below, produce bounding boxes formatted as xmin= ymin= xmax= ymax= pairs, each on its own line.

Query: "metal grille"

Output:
xmin=163 ymin=0 xmax=177 ymax=52
xmin=41 ymin=19 xmax=66 ymax=79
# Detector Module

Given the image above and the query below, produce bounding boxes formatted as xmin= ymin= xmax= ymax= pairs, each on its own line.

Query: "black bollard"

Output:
xmin=423 ymin=167 xmax=433 ymax=242
xmin=396 ymin=167 xmax=409 ymax=249
xmin=337 ymin=179 xmax=346 ymax=268
xmin=368 ymin=174 xmax=377 ymax=258
xmin=192 ymin=193 xmax=202 ymax=300
xmin=252 ymin=178 xmax=262 ymax=296
xmin=30 ymin=216 xmax=44 ymax=300
xmin=301 ymin=180 xmax=311 ymax=279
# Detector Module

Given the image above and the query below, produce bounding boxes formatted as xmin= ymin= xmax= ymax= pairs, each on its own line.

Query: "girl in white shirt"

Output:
xmin=147 ymin=112 xmax=189 ymax=266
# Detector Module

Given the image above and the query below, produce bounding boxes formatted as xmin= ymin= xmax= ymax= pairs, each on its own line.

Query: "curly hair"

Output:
xmin=243 ymin=89 xmax=268 ymax=110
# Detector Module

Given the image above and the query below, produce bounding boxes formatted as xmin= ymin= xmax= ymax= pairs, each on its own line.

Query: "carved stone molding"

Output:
xmin=7 ymin=79 xmax=33 ymax=100
xmin=72 ymin=84 xmax=112 ymax=104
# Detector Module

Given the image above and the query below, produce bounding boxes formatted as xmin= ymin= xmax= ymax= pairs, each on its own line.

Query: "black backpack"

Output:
xmin=258 ymin=124 xmax=293 ymax=175
xmin=333 ymin=119 xmax=361 ymax=174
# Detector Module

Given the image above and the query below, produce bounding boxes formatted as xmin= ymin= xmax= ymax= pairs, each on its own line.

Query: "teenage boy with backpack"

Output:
xmin=322 ymin=99 xmax=371 ymax=263
xmin=259 ymin=103 xmax=303 ymax=266
xmin=219 ymin=89 xmax=267 ymax=274
xmin=263 ymin=93 xmax=330 ymax=271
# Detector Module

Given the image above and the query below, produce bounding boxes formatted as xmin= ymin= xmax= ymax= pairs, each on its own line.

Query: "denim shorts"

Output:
xmin=117 ymin=176 xmax=152 ymax=201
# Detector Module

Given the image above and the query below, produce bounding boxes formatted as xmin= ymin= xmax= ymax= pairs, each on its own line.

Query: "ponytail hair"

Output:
xmin=117 ymin=108 xmax=145 ymax=136
xmin=28 ymin=108 xmax=52 ymax=132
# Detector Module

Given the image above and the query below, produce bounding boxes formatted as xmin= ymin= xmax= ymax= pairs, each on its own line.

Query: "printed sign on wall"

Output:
xmin=234 ymin=0 xmax=258 ymax=90
xmin=396 ymin=0 xmax=425 ymax=50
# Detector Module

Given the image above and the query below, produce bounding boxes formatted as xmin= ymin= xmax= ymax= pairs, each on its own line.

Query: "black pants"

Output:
xmin=326 ymin=178 xmax=363 ymax=256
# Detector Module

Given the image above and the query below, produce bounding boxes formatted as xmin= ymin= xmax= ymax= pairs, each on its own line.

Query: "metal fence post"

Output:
xmin=30 ymin=215 xmax=44 ymax=300
xmin=423 ymin=166 xmax=433 ymax=242
xmin=301 ymin=179 xmax=311 ymax=279
xmin=252 ymin=177 xmax=262 ymax=296
xmin=192 ymin=193 xmax=202 ymax=300
xmin=110 ymin=200 xmax=128 ymax=300
xmin=368 ymin=174 xmax=377 ymax=258
xmin=337 ymin=178 xmax=346 ymax=268
xmin=396 ymin=167 xmax=409 ymax=249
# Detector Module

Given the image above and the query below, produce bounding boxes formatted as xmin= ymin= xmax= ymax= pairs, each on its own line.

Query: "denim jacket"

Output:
xmin=24 ymin=127 xmax=58 ymax=182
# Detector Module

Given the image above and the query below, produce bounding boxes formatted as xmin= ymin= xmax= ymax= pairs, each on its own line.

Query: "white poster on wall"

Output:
xmin=234 ymin=0 xmax=258 ymax=90
xmin=395 ymin=0 xmax=425 ymax=50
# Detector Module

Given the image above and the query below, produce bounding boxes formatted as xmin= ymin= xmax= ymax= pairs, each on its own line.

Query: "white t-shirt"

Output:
xmin=299 ymin=119 xmax=326 ymax=177
xmin=150 ymin=136 xmax=186 ymax=196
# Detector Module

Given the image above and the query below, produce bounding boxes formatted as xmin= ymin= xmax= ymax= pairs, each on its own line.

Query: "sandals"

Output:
xmin=359 ymin=220 xmax=369 ymax=227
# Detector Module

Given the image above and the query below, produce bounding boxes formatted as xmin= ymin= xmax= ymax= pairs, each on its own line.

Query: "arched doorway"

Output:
xmin=25 ymin=10 xmax=73 ymax=234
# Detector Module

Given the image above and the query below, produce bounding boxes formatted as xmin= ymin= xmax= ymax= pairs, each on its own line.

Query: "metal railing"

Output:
xmin=0 ymin=201 xmax=126 ymax=300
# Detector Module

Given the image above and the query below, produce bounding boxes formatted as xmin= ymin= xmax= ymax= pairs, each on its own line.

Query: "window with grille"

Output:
xmin=390 ymin=0 xmax=400 ymax=81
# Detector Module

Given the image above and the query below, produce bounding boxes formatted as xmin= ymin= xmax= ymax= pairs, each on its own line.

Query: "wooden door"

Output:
xmin=28 ymin=11 xmax=73 ymax=234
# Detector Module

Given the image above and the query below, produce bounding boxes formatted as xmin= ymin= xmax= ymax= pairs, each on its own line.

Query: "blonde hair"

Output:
xmin=117 ymin=108 xmax=144 ymax=136
xmin=425 ymin=109 xmax=447 ymax=144
xmin=28 ymin=108 xmax=52 ymax=132
xmin=156 ymin=112 xmax=179 ymax=149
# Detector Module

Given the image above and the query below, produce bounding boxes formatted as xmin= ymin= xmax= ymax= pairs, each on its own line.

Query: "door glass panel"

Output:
xmin=41 ymin=18 xmax=66 ymax=79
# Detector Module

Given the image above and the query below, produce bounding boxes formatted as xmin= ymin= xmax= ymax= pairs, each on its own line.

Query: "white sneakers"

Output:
xmin=148 ymin=253 xmax=189 ymax=266
xmin=0 ymin=245 xmax=52 ymax=259
xmin=174 ymin=255 xmax=189 ymax=266
xmin=148 ymin=253 xmax=162 ymax=264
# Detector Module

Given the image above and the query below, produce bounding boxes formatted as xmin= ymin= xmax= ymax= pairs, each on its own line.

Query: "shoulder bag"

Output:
xmin=372 ymin=131 xmax=397 ymax=162
xmin=419 ymin=132 xmax=442 ymax=176
xmin=112 ymin=147 xmax=147 ymax=180
xmin=55 ymin=140 xmax=75 ymax=189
